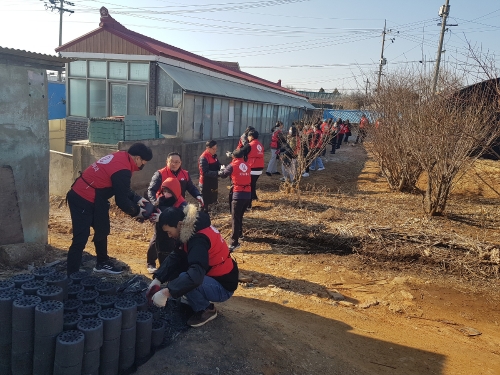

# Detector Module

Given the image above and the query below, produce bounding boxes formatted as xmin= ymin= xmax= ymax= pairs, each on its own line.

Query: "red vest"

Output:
xmin=247 ymin=139 xmax=264 ymax=169
xmin=359 ymin=117 xmax=368 ymax=128
xmin=231 ymin=158 xmax=251 ymax=193
xmin=71 ymin=151 xmax=138 ymax=203
xmin=184 ymin=226 xmax=233 ymax=277
xmin=156 ymin=167 xmax=191 ymax=199
xmin=270 ymin=129 xmax=282 ymax=149
xmin=199 ymin=150 xmax=218 ymax=185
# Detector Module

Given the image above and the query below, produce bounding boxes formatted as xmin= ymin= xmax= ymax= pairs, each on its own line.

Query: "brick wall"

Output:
xmin=66 ymin=117 xmax=88 ymax=144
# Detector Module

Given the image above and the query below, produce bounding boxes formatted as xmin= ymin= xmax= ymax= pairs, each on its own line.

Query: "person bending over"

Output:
xmin=147 ymin=205 xmax=239 ymax=327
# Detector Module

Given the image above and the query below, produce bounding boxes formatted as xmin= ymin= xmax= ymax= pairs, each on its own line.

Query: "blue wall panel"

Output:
xmin=48 ymin=82 xmax=66 ymax=120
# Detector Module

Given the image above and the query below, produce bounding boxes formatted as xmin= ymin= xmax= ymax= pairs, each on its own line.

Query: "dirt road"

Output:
xmin=44 ymin=143 xmax=500 ymax=375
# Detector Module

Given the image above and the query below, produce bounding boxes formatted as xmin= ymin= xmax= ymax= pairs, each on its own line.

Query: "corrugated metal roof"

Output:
xmin=160 ymin=63 xmax=315 ymax=109
xmin=0 ymin=46 xmax=71 ymax=70
xmin=324 ymin=109 xmax=376 ymax=123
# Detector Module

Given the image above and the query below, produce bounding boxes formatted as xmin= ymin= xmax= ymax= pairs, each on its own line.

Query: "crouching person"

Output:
xmin=146 ymin=204 xmax=239 ymax=327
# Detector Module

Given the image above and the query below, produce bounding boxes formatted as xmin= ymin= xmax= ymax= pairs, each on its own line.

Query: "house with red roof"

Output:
xmin=56 ymin=7 xmax=314 ymax=147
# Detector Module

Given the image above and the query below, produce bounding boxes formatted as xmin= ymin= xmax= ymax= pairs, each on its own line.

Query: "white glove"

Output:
xmin=137 ymin=197 xmax=149 ymax=207
xmin=196 ymin=196 xmax=204 ymax=207
xmin=226 ymin=151 xmax=232 ymax=157
xmin=134 ymin=207 xmax=146 ymax=218
xmin=149 ymin=211 xmax=160 ymax=223
xmin=152 ymin=289 xmax=169 ymax=307
xmin=147 ymin=278 xmax=161 ymax=293
xmin=220 ymin=165 xmax=226 ymax=171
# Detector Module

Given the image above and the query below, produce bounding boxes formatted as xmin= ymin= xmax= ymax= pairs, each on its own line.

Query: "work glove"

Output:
xmin=196 ymin=196 xmax=204 ymax=207
xmin=137 ymin=197 xmax=149 ymax=207
xmin=152 ymin=289 xmax=169 ymax=308
xmin=226 ymin=151 xmax=232 ymax=158
xmin=149 ymin=208 xmax=161 ymax=223
xmin=220 ymin=165 xmax=226 ymax=171
xmin=146 ymin=278 xmax=161 ymax=304
xmin=134 ymin=207 xmax=147 ymax=218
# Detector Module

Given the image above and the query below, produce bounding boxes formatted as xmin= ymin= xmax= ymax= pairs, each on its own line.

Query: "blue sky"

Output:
xmin=3 ymin=0 xmax=499 ymax=92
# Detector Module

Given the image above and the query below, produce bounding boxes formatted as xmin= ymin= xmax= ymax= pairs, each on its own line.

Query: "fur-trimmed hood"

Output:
xmin=179 ymin=203 xmax=211 ymax=243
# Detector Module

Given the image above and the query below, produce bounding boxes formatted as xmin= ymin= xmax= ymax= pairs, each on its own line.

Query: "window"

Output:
xmin=129 ymin=63 xmax=149 ymax=81
xmin=212 ymin=98 xmax=221 ymax=139
xmin=194 ymin=96 xmax=203 ymax=140
xmin=69 ymin=79 xmax=87 ymax=117
xmin=69 ymin=61 xmax=86 ymax=77
xmin=89 ymin=61 xmax=106 ymax=78
xmin=111 ymin=84 xmax=127 ymax=116
xmin=203 ymin=97 xmax=213 ymax=141
xmin=89 ymin=81 xmax=106 ymax=118
xmin=109 ymin=62 xmax=128 ymax=80
xmin=128 ymin=85 xmax=147 ymax=115
xmin=160 ymin=109 xmax=178 ymax=136
xmin=67 ymin=60 xmax=150 ymax=118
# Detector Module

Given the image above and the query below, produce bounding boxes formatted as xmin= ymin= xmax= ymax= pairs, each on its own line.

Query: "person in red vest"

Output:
xmin=145 ymin=177 xmax=188 ymax=273
xmin=266 ymin=121 xmax=285 ymax=176
xmin=66 ymin=142 xmax=153 ymax=275
xmin=218 ymin=148 xmax=251 ymax=252
xmin=198 ymin=140 xmax=221 ymax=214
xmin=309 ymin=123 xmax=326 ymax=171
xmin=146 ymin=204 xmax=239 ymax=327
xmin=355 ymin=114 xmax=369 ymax=144
xmin=244 ymin=129 xmax=264 ymax=209
xmin=147 ymin=152 xmax=202 ymax=207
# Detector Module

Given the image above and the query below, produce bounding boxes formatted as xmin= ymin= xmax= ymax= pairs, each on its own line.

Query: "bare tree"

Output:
xmin=369 ymin=64 xmax=500 ymax=216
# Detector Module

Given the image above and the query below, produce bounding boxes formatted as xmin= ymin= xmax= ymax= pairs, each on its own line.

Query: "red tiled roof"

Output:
xmin=56 ymin=7 xmax=305 ymax=98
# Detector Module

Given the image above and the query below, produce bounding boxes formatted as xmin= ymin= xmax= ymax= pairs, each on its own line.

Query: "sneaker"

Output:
xmin=317 ymin=167 xmax=325 ymax=171
xmin=309 ymin=168 xmax=315 ymax=171
xmin=187 ymin=303 xmax=217 ymax=327
xmin=94 ymin=260 xmax=123 ymax=274
xmin=265 ymin=172 xmax=272 ymax=176
xmin=272 ymin=172 xmax=281 ymax=175
xmin=279 ymin=177 xmax=286 ymax=182
xmin=302 ymin=172 xmax=309 ymax=177
xmin=146 ymin=264 xmax=157 ymax=274
xmin=229 ymin=243 xmax=240 ymax=253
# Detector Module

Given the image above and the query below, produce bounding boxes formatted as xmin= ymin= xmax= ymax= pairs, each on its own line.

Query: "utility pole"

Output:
xmin=432 ymin=0 xmax=450 ymax=94
xmin=377 ymin=20 xmax=387 ymax=92
xmin=42 ymin=0 xmax=75 ymax=81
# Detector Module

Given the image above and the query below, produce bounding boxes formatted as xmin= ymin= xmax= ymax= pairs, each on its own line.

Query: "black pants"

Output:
xmin=250 ymin=174 xmax=260 ymax=207
xmin=66 ymin=190 xmax=109 ymax=275
xmin=231 ymin=199 xmax=250 ymax=246
xmin=336 ymin=134 xmax=344 ymax=148
xmin=146 ymin=224 xmax=176 ymax=266
xmin=303 ymin=146 xmax=310 ymax=173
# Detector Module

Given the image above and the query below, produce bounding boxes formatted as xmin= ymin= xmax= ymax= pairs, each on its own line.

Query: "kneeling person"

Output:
xmin=147 ymin=204 xmax=239 ymax=327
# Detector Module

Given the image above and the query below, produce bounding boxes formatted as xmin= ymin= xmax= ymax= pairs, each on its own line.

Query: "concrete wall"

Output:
xmin=0 ymin=64 xmax=49 ymax=244
xmin=49 ymin=150 xmax=73 ymax=196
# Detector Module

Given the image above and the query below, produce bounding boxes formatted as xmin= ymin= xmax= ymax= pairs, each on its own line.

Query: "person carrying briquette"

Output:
xmin=198 ymin=140 xmax=221 ymax=214
xmin=237 ymin=126 xmax=255 ymax=149
xmin=279 ymin=125 xmax=299 ymax=183
xmin=66 ymin=143 xmax=153 ymax=275
xmin=266 ymin=121 xmax=285 ymax=176
xmin=218 ymin=148 xmax=251 ymax=252
xmin=355 ymin=114 xmax=369 ymax=144
xmin=145 ymin=177 xmax=187 ymax=273
xmin=244 ymin=129 xmax=264 ymax=210
xmin=146 ymin=204 xmax=239 ymax=327
xmin=147 ymin=152 xmax=203 ymax=207
xmin=309 ymin=123 xmax=325 ymax=172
